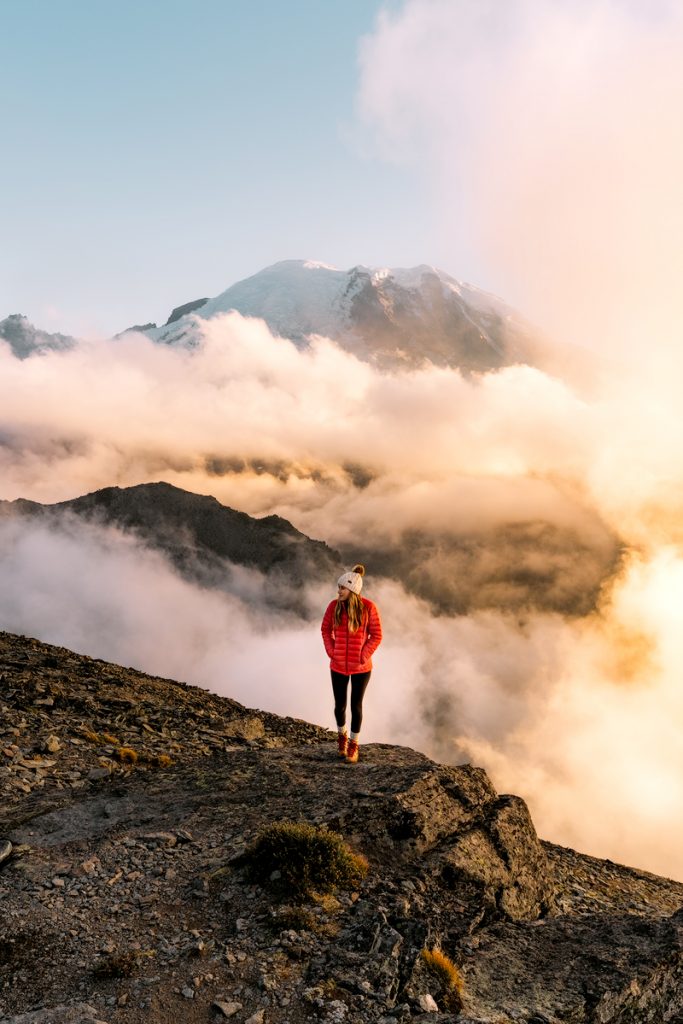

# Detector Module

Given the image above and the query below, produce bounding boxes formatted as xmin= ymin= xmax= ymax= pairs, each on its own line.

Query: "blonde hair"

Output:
xmin=334 ymin=564 xmax=366 ymax=633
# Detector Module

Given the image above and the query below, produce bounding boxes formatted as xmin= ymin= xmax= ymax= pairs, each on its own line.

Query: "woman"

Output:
xmin=320 ymin=564 xmax=382 ymax=764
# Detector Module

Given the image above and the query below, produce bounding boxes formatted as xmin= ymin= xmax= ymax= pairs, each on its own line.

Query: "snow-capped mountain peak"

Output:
xmin=143 ymin=259 xmax=532 ymax=372
xmin=3 ymin=260 xmax=556 ymax=376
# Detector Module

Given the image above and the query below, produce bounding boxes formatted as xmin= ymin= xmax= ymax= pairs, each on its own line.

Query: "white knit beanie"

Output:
xmin=337 ymin=564 xmax=364 ymax=595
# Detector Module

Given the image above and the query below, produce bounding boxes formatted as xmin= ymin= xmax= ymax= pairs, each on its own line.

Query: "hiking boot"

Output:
xmin=337 ymin=732 xmax=348 ymax=758
xmin=345 ymin=739 xmax=359 ymax=764
xmin=0 ymin=840 xmax=12 ymax=866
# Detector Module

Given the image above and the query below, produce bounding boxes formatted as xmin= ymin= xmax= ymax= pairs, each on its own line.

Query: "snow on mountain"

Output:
xmin=143 ymin=260 xmax=547 ymax=373
xmin=0 ymin=314 xmax=76 ymax=359
xmin=3 ymin=261 xmax=568 ymax=376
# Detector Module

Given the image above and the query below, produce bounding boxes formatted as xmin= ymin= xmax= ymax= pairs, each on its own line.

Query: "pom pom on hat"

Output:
xmin=337 ymin=563 xmax=365 ymax=595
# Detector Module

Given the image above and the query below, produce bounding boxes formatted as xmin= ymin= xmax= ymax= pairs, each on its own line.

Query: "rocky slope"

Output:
xmin=0 ymin=629 xmax=681 ymax=1024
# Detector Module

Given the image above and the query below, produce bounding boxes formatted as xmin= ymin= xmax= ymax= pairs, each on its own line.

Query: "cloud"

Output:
xmin=0 ymin=513 xmax=328 ymax=723
xmin=358 ymin=0 xmax=683 ymax=356
xmin=0 ymin=319 xmax=624 ymax=623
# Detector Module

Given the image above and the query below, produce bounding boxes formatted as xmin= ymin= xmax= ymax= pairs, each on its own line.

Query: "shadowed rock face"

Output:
xmin=343 ymin=267 xmax=512 ymax=373
xmin=164 ymin=297 xmax=209 ymax=325
xmin=1 ymin=630 xmax=682 ymax=1024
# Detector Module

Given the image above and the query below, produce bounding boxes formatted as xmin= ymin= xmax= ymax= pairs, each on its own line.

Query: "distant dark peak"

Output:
xmin=0 ymin=496 xmax=43 ymax=516
xmin=0 ymin=315 xmax=31 ymax=343
xmin=165 ymin=298 xmax=209 ymax=326
xmin=25 ymin=480 xmax=342 ymax=606
xmin=0 ymin=314 xmax=75 ymax=358
xmin=58 ymin=481 xmax=226 ymax=514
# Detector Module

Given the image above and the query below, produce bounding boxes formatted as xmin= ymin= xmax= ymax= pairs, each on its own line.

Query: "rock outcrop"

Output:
xmin=164 ymin=298 xmax=209 ymax=326
xmin=1 ymin=630 xmax=682 ymax=1024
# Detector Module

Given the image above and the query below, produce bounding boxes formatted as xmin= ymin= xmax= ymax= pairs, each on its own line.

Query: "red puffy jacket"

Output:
xmin=321 ymin=597 xmax=382 ymax=674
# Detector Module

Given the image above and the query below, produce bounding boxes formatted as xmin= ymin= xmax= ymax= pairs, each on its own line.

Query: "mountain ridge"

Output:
xmin=1 ymin=480 xmax=622 ymax=619
xmin=0 ymin=481 xmax=341 ymax=614
xmin=0 ymin=313 xmax=76 ymax=359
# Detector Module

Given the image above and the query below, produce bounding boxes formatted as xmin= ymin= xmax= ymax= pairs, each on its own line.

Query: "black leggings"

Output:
xmin=331 ymin=670 xmax=371 ymax=735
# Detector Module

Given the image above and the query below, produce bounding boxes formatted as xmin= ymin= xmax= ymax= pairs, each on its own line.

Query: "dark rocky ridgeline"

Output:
xmin=0 ymin=482 xmax=342 ymax=613
xmin=0 ymin=478 xmax=623 ymax=621
xmin=0 ymin=631 xmax=682 ymax=1024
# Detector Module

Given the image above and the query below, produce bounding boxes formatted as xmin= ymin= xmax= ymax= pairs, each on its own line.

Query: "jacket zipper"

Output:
xmin=345 ymin=612 xmax=349 ymax=673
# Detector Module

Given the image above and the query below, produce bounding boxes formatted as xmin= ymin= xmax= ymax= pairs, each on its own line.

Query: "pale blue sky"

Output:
xmin=5 ymin=1 xmax=671 ymax=341
xmin=1 ymin=0 xmax=434 ymax=335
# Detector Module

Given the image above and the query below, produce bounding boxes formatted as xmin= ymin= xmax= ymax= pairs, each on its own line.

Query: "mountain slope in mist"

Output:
xmin=0 ymin=481 xmax=341 ymax=609
xmin=341 ymin=516 xmax=623 ymax=619
xmin=141 ymin=259 xmax=553 ymax=374
xmin=1 ymin=481 xmax=622 ymax=619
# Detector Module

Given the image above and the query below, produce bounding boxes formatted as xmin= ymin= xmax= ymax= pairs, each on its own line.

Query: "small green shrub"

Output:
xmin=243 ymin=821 xmax=368 ymax=900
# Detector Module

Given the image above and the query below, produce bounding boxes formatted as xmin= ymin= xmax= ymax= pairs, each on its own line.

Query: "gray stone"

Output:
xmin=223 ymin=717 xmax=265 ymax=741
xmin=244 ymin=1012 xmax=265 ymax=1024
xmin=1 ymin=1004 xmax=109 ymax=1024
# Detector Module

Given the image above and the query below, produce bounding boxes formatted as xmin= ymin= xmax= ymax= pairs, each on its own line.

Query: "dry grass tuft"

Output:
xmin=140 ymin=752 xmax=174 ymax=768
xmin=114 ymin=747 xmax=139 ymax=764
xmin=421 ymin=947 xmax=465 ymax=1010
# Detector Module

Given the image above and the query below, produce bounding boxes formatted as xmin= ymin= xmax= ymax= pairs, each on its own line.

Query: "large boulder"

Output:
xmin=334 ymin=757 xmax=556 ymax=927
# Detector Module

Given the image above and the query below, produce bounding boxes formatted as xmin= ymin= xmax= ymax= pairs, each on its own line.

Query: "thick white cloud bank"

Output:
xmin=1 ymin=308 xmax=683 ymax=879
xmin=351 ymin=0 xmax=683 ymax=876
